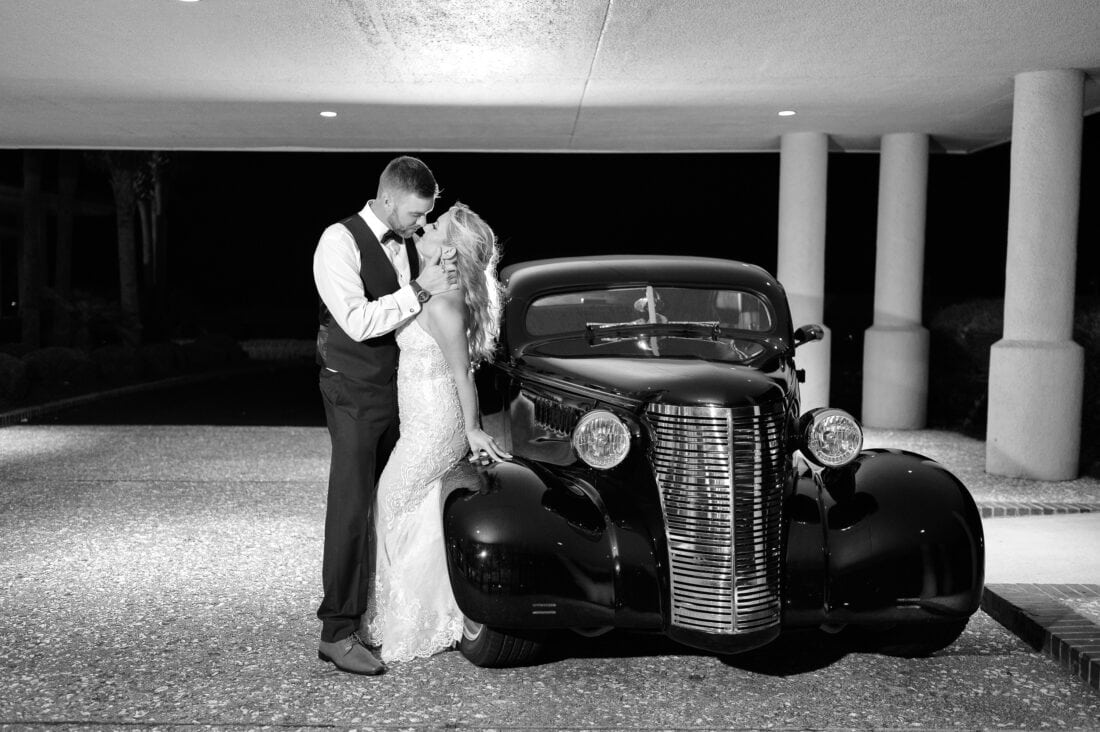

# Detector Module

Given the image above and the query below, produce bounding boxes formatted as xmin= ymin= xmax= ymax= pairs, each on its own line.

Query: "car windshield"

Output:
xmin=526 ymin=285 xmax=775 ymax=337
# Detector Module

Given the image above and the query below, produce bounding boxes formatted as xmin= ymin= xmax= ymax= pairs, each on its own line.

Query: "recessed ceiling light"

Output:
xmin=778 ymin=110 xmax=796 ymax=117
xmin=319 ymin=111 xmax=338 ymax=118
xmin=177 ymin=0 xmax=201 ymax=3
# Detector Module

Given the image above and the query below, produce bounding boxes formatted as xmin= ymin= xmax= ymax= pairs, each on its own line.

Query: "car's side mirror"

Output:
xmin=793 ymin=324 xmax=824 ymax=346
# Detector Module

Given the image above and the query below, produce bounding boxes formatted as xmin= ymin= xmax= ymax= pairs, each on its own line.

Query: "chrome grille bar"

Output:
xmin=648 ymin=402 xmax=784 ymax=635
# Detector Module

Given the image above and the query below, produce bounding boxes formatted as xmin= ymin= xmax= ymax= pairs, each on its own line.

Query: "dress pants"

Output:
xmin=316 ymin=368 xmax=399 ymax=643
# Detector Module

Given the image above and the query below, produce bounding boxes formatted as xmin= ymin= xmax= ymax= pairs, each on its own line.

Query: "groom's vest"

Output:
xmin=316 ymin=214 xmax=420 ymax=385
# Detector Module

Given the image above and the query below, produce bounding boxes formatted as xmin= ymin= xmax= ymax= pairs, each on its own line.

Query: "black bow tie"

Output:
xmin=380 ymin=230 xmax=402 ymax=245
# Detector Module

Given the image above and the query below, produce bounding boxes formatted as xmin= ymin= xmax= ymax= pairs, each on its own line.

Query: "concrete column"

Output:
xmin=987 ymin=69 xmax=1084 ymax=480
xmin=778 ymin=132 xmax=831 ymax=411
xmin=862 ymin=133 xmax=929 ymax=428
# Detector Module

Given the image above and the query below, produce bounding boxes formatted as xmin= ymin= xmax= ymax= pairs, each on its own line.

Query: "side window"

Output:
xmin=526 ymin=289 xmax=646 ymax=335
xmin=525 ymin=293 xmax=589 ymax=336
xmin=712 ymin=291 xmax=773 ymax=331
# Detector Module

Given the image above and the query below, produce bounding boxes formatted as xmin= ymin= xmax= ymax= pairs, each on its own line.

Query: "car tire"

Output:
xmin=458 ymin=617 xmax=546 ymax=667
xmin=846 ymin=619 xmax=969 ymax=658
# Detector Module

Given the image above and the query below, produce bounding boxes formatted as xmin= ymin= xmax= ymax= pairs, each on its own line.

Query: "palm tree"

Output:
xmin=133 ymin=152 xmax=168 ymax=305
xmin=52 ymin=151 xmax=78 ymax=345
xmin=20 ymin=150 xmax=44 ymax=347
xmin=85 ymin=151 xmax=167 ymax=345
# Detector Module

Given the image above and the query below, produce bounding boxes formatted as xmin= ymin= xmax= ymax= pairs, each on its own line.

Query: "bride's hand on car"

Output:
xmin=466 ymin=428 xmax=511 ymax=464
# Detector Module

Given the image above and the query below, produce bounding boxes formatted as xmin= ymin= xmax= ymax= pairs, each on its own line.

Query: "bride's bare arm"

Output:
xmin=422 ymin=293 xmax=510 ymax=462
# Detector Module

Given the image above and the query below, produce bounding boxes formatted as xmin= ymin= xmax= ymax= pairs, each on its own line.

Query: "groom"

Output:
xmin=312 ymin=155 xmax=455 ymax=675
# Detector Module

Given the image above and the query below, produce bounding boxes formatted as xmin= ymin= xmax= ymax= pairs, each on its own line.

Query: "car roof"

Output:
xmin=501 ymin=255 xmax=785 ymax=302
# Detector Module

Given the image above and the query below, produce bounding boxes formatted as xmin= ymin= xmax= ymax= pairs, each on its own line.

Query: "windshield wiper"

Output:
xmin=585 ymin=321 xmax=722 ymax=344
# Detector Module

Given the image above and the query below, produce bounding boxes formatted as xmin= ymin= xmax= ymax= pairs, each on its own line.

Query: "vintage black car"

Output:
xmin=442 ymin=255 xmax=984 ymax=667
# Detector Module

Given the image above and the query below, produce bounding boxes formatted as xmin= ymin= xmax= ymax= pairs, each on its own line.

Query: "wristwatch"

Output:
xmin=410 ymin=280 xmax=431 ymax=304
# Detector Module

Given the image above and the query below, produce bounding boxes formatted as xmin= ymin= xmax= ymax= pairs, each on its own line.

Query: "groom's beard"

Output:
xmin=384 ymin=213 xmax=413 ymax=239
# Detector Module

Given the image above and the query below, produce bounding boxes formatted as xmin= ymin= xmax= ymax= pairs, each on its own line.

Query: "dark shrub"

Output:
xmin=69 ymin=291 xmax=135 ymax=349
xmin=138 ymin=342 xmax=187 ymax=379
xmin=929 ymin=297 xmax=1100 ymax=475
xmin=181 ymin=334 xmax=247 ymax=372
xmin=0 ymin=353 xmax=30 ymax=407
xmin=1074 ymin=300 xmax=1100 ymax=476
xmin=90 ymin=344 xmax=145 ymax=386
xmin=927 ymin=298 xmax=1003 ymax=436
xmin=0 ymin=343 xmax=33 ymax=358
xmin=22 ymin=347 xmax=97 ymax=402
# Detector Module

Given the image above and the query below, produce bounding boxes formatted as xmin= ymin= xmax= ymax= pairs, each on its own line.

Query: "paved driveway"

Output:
xmin=2 ymin=424 xmax=1099 ymax=729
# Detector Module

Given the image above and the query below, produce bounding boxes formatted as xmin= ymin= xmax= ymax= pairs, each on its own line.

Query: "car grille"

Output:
xmin=527 ymin=391 xmax=585 ymax=436
xmin=647 ymin=401 xmax=785 ymax=635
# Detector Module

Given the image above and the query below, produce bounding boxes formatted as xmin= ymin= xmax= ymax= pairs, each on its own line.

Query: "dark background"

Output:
xmin=1 ymin=115 xmax=1096 ymax=346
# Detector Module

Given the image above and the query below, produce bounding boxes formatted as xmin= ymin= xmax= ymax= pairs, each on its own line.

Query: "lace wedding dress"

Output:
xmin=364 ymin=319 xmax=467 ymax=662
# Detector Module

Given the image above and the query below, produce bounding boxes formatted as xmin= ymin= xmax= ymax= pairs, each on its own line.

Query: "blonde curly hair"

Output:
xmin=443 ymin=202 xmax=503 ymax=366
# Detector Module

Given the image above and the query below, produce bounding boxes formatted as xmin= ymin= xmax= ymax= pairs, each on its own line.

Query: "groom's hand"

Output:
xmin=415 ymin=247 xmax=458 ymax=295
xmin=440 ymin=245 xmax=457 ymax=268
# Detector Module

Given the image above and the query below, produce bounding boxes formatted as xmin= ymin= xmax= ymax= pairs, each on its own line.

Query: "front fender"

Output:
xmin=817 ymin=449 xmax=985 ymax=622
xmin=441 ymin=458 xmax=617 ymax=629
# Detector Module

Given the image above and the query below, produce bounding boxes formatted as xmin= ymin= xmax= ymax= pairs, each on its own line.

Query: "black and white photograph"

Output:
xmin=1 ymin=2 xmax=1099 ymax=730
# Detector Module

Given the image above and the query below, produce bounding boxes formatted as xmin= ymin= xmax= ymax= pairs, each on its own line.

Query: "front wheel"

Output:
xmin=458 ymin=617 xmax=546 ymax=667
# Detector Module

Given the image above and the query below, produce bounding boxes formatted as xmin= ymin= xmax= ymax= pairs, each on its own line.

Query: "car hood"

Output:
xmin=514 ymin=353 xmax=790 ymax=407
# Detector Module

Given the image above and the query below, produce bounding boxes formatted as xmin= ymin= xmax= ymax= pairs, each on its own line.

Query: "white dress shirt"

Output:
xmin=313 ymin=201 xmax=421 ymax=343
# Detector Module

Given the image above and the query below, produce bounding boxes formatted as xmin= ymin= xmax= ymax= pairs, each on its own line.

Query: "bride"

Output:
xmin=363 ymin=202 xmax=510 ymax=666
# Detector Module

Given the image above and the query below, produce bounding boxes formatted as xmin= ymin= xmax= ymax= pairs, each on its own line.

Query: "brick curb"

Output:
xmin=981 ymin=583 xmax=1100 ymax=694
xmin=979 ymin=502 xmax=1099 ymax=518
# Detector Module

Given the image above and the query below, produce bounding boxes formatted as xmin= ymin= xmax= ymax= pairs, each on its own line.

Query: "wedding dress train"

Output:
xmin=364 ymin=319 xmax=468 ymax=662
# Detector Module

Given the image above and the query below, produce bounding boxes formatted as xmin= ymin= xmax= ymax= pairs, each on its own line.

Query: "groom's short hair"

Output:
xmin=378 ymin=156 xmax=439 ymax=200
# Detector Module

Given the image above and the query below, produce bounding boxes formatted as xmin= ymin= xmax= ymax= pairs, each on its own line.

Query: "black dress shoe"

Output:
xmin=318 ymin=632 xmax=387 ymax=676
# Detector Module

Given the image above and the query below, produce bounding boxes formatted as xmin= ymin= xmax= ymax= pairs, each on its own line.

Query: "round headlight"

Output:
xmin=800 ymin=407 xmax=863 ymax=467
xmin=572 ymin=410 xmax=631 ymax=469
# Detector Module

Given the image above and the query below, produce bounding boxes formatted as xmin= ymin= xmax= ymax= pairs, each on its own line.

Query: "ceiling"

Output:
xmin=1 ymin=0 xmax=1098 ymax=154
